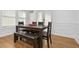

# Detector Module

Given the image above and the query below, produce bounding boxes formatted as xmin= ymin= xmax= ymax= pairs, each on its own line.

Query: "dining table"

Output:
xmin=15 ymin=25 xmax=48 ymax=48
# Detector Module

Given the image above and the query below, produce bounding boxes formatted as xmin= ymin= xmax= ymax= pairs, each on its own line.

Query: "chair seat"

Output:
xmin=15 ymin=32 xmax=39 ymax=39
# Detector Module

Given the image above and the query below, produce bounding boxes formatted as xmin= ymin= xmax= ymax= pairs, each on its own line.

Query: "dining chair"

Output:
xmin=18 ymin=22 xmax=25 ymax=32
xmin=43 ymin=22 xmax=52 ymax=48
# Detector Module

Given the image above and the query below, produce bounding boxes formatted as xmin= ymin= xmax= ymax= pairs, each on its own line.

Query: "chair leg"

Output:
xmin=50 ymin=35 xmax=52 ymax=44
xmin=20 ymin=37 xmax=22 ymax=40
xmin=47 ymin=40 xmax=49 ymax=48
xmin=47 ymin=37 xmax=50 ymax=48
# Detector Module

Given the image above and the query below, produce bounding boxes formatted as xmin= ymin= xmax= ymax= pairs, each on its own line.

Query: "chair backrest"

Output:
xmin=38 ymin=22 xmax=44 ymax=26
xmin=18 ymin=22 xmax=24 ymax=25
xmin=18 ymin=22 xmax=24 ymax=32
xmin=32 ymin=22 xmax=37 ymax=26
xmin=47 ymin=22 xmax=52 ymax=37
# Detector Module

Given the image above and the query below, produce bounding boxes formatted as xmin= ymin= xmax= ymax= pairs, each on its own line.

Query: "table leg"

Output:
xmin=38 ymin=39 xmax=43 ymax=48
xmin=38 ymin=31 xmax=43 ymax=48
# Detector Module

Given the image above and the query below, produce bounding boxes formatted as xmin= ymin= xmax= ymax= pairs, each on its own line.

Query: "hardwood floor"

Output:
xmin=0 ymin=34 xmax=79 ymax=48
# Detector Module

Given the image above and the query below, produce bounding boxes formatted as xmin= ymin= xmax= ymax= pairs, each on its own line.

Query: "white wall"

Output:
xmin=52 ymin=10 xmax=79 ymax=44
xmin=0 ymin=26 xmax=15 ymax=37
xmin=52 ymin=10 xmax=75 ymax=38
xmin=74 ymin=11 xmax=79 ymax=44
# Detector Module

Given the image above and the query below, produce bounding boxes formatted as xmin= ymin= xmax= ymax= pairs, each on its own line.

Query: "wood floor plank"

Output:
xmin=0 ymin=35 xmax=79 ymax=48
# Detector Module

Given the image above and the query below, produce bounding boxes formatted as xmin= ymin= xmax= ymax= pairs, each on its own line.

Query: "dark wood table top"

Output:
xmin=16 ymin=25 xmax=48 ymax=31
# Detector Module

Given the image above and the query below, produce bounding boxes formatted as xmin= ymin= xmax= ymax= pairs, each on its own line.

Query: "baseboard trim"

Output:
xmin=0 ymin=33 xmax=14 ymax=38
xmin=53 ymin=33 xmax=79 ymax=45
xmin=73 ymin=36 xmax=79 ymax=44
xmin=53 ymin=33 xmax=74 ymax=39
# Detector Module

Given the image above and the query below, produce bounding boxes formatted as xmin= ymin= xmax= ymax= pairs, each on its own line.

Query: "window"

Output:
xmin=37 ymin=11 xmax=51 ymax=26
xmin=37 ymin=12 xmax=43 ymax=22
xmin=29 ymin=11 xmax=37 ymax=24
xmin=1 ymin=17 xmax=15 ymax=26
xmin=2 ymin=10 xmax=16 ymax=17
xmin=17 ymin=11 xmax=26 ymax=25
xmin=0 ymin=10 xmax=27 ymax=26
xmin=44 ymin=12 xmax=51 ymax=26
xmin=1 ymin=10 xmax=16 ymax=26
xmin=18 ymin=11 xmax=26 ymax=18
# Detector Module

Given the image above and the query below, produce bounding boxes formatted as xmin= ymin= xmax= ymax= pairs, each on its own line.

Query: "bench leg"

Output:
xmin=20 ymin=37 xmax=22 ymax=40
xmin=14 ymin=33 xmax=18 ymax=43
